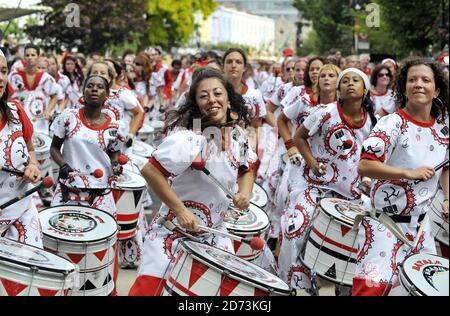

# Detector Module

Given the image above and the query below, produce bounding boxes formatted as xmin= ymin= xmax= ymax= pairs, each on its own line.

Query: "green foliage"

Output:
xmin=0 ymin=20 xmax=27 ymax=42
xmin=299 ymin=29 xmax=320 ymax=56
xmin=146 ymin=0 xmax=217 ymax=48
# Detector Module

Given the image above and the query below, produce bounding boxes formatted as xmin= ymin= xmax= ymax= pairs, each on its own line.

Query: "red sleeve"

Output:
xmin=163 ymin=69 xmax=173 ymax=99
xmin=149 ymin=157 xmax=172 ymax=177
xmin=15 ymin=102 xmax=34 ymax=142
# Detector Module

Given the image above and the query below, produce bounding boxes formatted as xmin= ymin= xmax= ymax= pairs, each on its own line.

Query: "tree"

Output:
xmin=25 ymin=0 xmax=149 ymax=54
xmin=145 ymin=0 xmax=217 ymax=49
xmin=375 ymin=0 xmax=449 ymax=56
xmin=293 ymin=0 xmax=362 ymax=55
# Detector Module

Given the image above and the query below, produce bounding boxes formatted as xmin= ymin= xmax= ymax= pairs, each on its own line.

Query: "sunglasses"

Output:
xmin=286 ymin=67 xmax=294 ymax=71
xmin=378 ymin=73 xmax=390 ymax=77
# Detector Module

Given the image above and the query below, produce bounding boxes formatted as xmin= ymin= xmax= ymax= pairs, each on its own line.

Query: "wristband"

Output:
xmin=284 ymin=139 xmax=295 ymax=150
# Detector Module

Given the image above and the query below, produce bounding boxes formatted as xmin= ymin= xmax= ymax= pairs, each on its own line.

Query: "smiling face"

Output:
xmin=84 ymin=77 xmax=108 ymax=107
xmin=0 ymin=56 xmax=7 ymax=98
xmin=196 ymin=78 xmax=229 ymax=125
xmin=339 ymin=72 xmax=365 ymax=100
xmin=224 ymin=52 xmax=245 ymax=81
xmin=405 ymin=64 xmax=439 ymax=111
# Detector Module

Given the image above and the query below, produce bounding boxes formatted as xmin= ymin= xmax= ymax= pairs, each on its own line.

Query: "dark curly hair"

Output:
xmin=166 ymin=68 xmax=250 ymax=131
xmin=393 ymin=57 xmax=449 ymax=120
xmin=304 ymin=56 xmax=326 ymax=90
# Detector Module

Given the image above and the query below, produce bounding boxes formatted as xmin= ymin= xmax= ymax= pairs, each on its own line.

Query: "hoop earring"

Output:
xmin=432 ymin=97 xmax=444 ymax=109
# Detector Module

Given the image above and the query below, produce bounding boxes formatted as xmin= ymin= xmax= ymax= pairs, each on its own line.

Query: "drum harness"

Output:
xmin=60 ymin=181 xmax=112 ymax=206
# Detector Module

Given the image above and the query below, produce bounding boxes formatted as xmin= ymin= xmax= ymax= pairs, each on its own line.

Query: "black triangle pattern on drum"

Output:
xmin=133 ymin=190 xmax=144 ymax=208
xmin=433 ymin=220 xmax=446 ymax=231
xmin=102 ymin=273 xmax=112 ymax=286
xmin=324 ymin=264 xmax=337 ymax=279
xmin=79 ymin=280 xmax=96 ymax=291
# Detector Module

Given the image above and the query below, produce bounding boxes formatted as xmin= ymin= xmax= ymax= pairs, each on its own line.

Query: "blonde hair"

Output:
xmin=312 ymin=64 xmax=341 ymax=96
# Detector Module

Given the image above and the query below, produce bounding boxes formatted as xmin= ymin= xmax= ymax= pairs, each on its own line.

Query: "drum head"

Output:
xmin=181 ymin=240 xmax=290 ymax=294
xmin=320 ymin=198 xmax=366 ymax=226
xmin=40 ymin=205 xmax=117 ymax=243
xmin=32 ymin=133 xmax=51 ymax=153
xmin=400 ymin=253 xmax=449 ymax=296
xmin=132 ymin=140 xmax=155 ymax=158
xmin=224 ymin=204 xmax=270 ymax=234
xmin=113 ymin=171 xmax=147 ymax=190
xmin=251 ymin=183 xmax=268 ymax=208
xmin=0 ymin=237 xmax=76 ymax=274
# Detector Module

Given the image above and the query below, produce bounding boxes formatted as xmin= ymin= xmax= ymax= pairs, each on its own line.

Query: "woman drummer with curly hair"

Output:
xmin=354 ymin=57 xmax=449 ymax=296
xmin=129 ymin=68 xmax=257 ymax=296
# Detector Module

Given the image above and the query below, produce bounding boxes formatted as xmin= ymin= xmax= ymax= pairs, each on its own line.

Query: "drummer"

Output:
xmin=0 ymin=49 xmax=43 ymax=247
xmin=353 ymin=57 xmax=449 ymax=296
xmin=284 ymin=68 xmax=377 ymax=294
xmin=49 ymin=74 xmax=124 ymax=215
xmin=129 ymin=68 xmax=256 ymax=296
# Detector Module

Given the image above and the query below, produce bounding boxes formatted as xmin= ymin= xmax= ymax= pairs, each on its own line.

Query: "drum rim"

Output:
xmin=224 ymin=204 xmax=270 ymax=233
xmin=0 ymin=238 xmax=76 ymax=274
xmin=40 ymin=205 xmax=118 ymax=243
xmin=180 ymin=240 xmax=291 ymax=294
xmin=319 ymin=198 xmax=361 ymax=226
xmin=251 ymin=183 xmax=268 ymax=208
xmin=111 ymin=171 xmax=147 ymax=190
xmin=400 ymin=253 xmax=448 ymax=296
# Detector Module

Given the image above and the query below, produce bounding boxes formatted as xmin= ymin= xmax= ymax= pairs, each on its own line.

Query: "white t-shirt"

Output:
xmin=280 ymin=85 xmax=309 ymax=109
xmin=241 ymin=84 xmax=266 ymax=119
xmin=52 ymin=108 xmax=124 ymax=189
xmin=0 ymin=101 xmax=34 ymax=219
xmin=301 ymin=102 xmax=375 ymax=199
xmin=103 ymin=86 xmax=142 ymax=134
xmin=370 ymin=89 xmax=396 ymax=116
xmin=361 ymin=109 xmax=449 ymax=216
xmin=259 ymin=76 xmax=284 ymax=102
xmin=8 ymin=70 xmax=59 ymax=134
xmin=55 ymin=73 xmax=71 ymax=102
xmin=66 ymin=80 xmax=83 ymax=110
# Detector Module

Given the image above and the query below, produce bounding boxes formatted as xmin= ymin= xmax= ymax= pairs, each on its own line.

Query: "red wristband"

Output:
xmin=284 ymin=139 xmax=295 ymax=150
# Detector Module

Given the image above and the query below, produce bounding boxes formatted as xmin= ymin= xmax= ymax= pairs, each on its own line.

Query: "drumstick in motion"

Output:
xmin=1 ymin=165 xmax=47 ymax=181
xmin=414 ymin=159 xmax=449 ymax=184
xmin=197 ymin=224 xmax=265 ymax=251
xmin=156 ymin=217 xmax=202 ymax=242
xmin=318 ymin=139 xmax=353 ymax=175
xmin=69 ymin=168 xmax=104 ymax=178
xmin=156 ymin=217 xmax=264 ymax=251
xmin=191 ymin=157 xmax=257 ymax=209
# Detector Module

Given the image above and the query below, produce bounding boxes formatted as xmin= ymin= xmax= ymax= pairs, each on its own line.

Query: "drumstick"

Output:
xmin=69 ymin=169 xmax=104 ymax=178
xmin=414 ymin=159 xmax=449 ymax=184
xmin=156 ymin=217 xmax=201 ymax=242
xmin=191 ymin=157 xmax=256 ymax=209
xmin=328 ymin=139 xmax=354 ymax=165
xmin=197 ymin=224 xmax=265 ymax=251
xmin=1 ymin=166 xmax=46 ymax=181
xmin=0 ymin=176 xmax=54 ymax=210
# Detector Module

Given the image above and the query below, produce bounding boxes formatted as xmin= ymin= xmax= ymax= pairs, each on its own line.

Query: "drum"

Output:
xmin=251 ymin=183 xmax=269 ymax=208
xmin=0 ymin=237 xmax=77 ymax=296
xmin=112 ymin=171 xmax=147 ymax=240
xmin=429 ymin=190 xmax=449 ymax=246
xmin=136 ymin=123 xmax=155 ymax=144
xmin=392 ymin=253 xmax=449 ymax=296
xmin=131 ymin=140 xmax=155 ymax=159
xmin=301 ymin=198 xmax=366 ymax=286
xmin=39 ymin=205 xmax=118 ymax=296
xmin=162 ymin=240 xmax=291 ymax=296
xmin=224 ymin=204 xmax=270 ymax=261
xmin=32 ymin=133 xmax=53 ymax=178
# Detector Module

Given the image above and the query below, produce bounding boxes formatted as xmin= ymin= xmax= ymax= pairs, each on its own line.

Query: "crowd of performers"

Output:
xmin=0 ymin=42 xmax=449 ymax=296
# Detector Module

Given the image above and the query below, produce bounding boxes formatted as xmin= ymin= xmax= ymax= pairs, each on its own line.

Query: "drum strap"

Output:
xmin=60 ymin=183 xmax=110 ymax=206
xmin=353 ymin=209 xmax=415 ymax=249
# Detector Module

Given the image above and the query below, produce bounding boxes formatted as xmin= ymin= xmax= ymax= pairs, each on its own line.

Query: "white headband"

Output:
xmin=336 ymin=67 xmax=371 ymax=96
xmin=0 ymin=49 xmax=5 ymax=59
